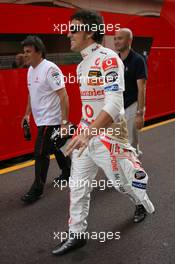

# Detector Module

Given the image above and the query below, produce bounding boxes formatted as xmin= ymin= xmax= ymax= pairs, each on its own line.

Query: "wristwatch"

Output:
xmin=137 ymin=108 xmax=146 ymax=115
xmin=61 ymin=120 xmax=69 ymax=125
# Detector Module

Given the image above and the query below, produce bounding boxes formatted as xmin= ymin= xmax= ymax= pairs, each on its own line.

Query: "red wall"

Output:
xmin=0 ymin=65 xmax=81 ymax=160
xmin=0 ymin=0 xmax=175 ymax=160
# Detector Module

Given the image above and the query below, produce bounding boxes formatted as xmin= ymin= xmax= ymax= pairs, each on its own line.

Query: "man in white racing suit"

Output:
xmin=52 ymin=10 xmax=155 ymax=256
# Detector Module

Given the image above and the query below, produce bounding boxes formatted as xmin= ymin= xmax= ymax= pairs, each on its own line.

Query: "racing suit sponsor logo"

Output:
xmin=112 ymin=143 xmax=121 ymax=154
xmin=132 ymin=181 xmax=147 ymax=189
xmin=102 ymin=58 xmax=118 ymax=71
xmin=80 ymin=89 xmax=104 ymax=97
xmin=100 ymin=140 xmax=119 ymax=162
xmin=85 ymin=104 xmax=94 ymax=118
xmin=100 ymin=51 xmax=107 ymax=55
xmin=105 ymin=71 xmax=118 ymax=83
xmin=110 ymin=154 xmax=118 ymax=171
xmin=87 ymin=78 xmax=104 ymax=86
xmin=90 ymin=66 xmax=101 ymax=70
xmin=104 ymin=84 xmax=119 ymax=92
xmin=89 ymin=58 xmax=101 ymax=70
xmin=134 ymin=171 xmax=146 ymax=180
xmin=87 ymin=70 xmax=103 ymax=86
xmin=92 ymin=45 xmax=100 ymax=52
xmin=88 ymin=70 xmax=102 ymax=77
xmin=95 ymin=57 xmax=100 ymax=65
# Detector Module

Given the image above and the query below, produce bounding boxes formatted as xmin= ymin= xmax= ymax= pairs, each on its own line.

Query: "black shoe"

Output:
xmin=53 ymin=168 xmax=70 ymax=185
xmin=134 ymin=204 xmax=147 ymax=223
xmin=21 ymin=186 xmax=43 ymax=204
xmin=52 ymin=235 xmax=87 ymax=256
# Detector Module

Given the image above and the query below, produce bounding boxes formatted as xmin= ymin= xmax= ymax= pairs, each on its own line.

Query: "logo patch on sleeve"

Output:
xmin=51 ymin=70 xmax=61 ymax=85
xmin=132 ymin=181 xmax=147 ymax=189
xmin=104 ymin=84 xmax=119 ymax=91
xmin=105 ymin=71 xmax=118 ymax=83
xmin=135 ymin=171 xmax=146 ymax=180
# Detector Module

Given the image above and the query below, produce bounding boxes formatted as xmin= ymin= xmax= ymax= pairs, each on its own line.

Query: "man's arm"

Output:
xmin=87 ymin=89 xmax=124 ymax=137
xmin=56 ymin=88 xmax=69 ymax=123
xmin=46 ymin=66 xmax=69 ymax=124
xmin=87 ymin=55 xmax=124 ymax=135
xmin=136 ymin=79 xmax=146 ymax=130
xmin=66 ymin=110 xmax=113 ymax=156
xmin=88 ymin=110 xmax=113 ymax=136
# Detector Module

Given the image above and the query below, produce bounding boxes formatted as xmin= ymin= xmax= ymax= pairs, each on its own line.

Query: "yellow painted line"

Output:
xmin=0 ymin=117 xmax=174 ymax=175
xmin=141 ymin=117 xmax=175 ymax=132
xmin=0 ymin=154 xmax=55 ymax=175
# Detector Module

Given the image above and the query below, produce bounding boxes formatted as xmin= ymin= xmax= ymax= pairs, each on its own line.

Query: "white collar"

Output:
xmin=81 ymin=43 xmax=101 ymax=59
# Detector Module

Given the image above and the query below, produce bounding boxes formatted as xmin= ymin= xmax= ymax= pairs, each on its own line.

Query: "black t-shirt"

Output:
xmin=121 ymin=49 xmax=147 ymax=109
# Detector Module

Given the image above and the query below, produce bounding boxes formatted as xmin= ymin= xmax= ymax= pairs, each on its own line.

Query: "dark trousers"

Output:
xmin=33 ymin=125 xmax=70 ymax=190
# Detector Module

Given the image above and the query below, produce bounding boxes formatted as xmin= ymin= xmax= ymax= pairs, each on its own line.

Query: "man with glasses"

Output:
xmin=52 ymin=10 xmax=155 ymax=256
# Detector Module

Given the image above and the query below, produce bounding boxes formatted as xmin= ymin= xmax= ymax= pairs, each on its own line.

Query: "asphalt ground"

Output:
xmin=0 ymin=121 xmax=175 ymax=264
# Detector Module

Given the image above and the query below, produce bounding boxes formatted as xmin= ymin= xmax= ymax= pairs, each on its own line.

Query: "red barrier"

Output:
xmin=0 ymin=65 xmax=82 ymax=161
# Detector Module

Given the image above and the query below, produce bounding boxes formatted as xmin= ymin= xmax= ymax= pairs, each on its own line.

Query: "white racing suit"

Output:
xmin=69 ymin=43 xmax=154 ymax=233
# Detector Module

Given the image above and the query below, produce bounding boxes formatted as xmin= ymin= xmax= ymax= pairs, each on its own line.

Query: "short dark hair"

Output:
xmin=21 ymin=35 xmax=46 ymax=58
xmin=71 ymin=10 xmax=104 ymax=44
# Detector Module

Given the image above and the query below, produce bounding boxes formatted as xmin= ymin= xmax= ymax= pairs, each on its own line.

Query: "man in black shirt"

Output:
xmin=114 ymin=28 xmax=147 ymax=155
